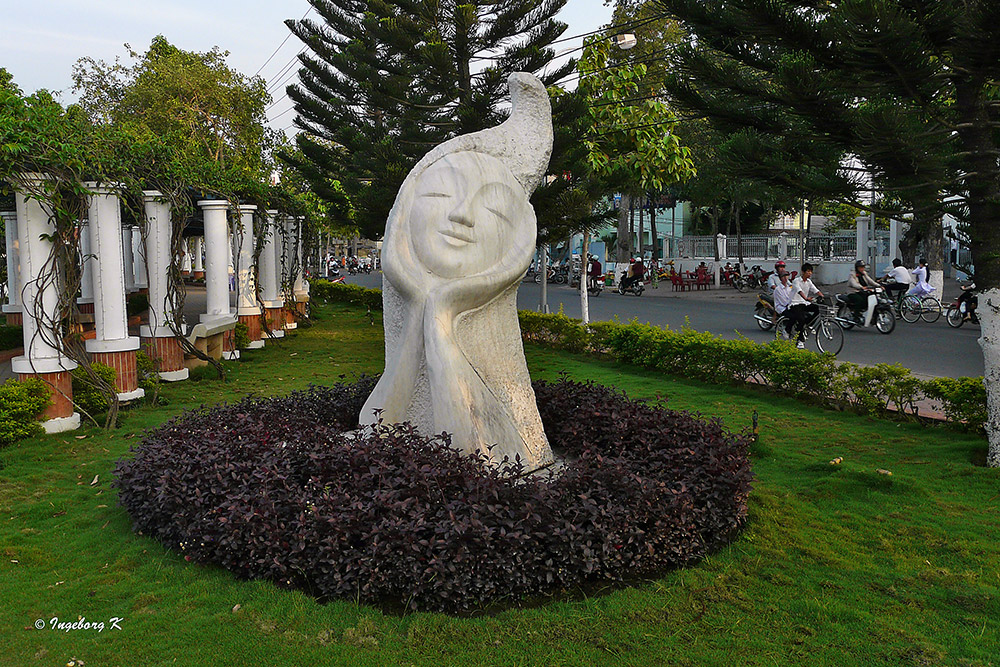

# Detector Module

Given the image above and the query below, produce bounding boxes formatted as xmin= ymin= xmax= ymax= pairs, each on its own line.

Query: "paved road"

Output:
xmin=343 ymin=272 xmax=983 ymax=379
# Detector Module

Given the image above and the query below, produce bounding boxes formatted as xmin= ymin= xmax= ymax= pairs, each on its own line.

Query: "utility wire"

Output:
xmin=253 ymin=5 xmax=313 ymax=77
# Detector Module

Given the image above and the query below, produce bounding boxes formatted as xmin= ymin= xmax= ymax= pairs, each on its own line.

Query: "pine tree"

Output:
xmin=282 ymin=0 xmax=574 ymax=239
xmin=656 ymin=0 xmax=1000 ymax=463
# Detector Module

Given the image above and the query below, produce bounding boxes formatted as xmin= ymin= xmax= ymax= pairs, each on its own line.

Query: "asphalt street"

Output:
xmin=344 ymin=271 xmax=984 ymax=379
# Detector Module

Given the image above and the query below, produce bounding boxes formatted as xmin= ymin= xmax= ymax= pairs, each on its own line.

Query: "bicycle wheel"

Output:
xmin=919 ymin=296 xmax=941 ymax=323
xmin=946 ymin=306 xmax=964 ymax=328
xmin=816 ymin=318 xmax=844 ymax=355
xmin=900 ymin=295 xmax=921 ymax=323
xmin=735 ymin=277 xmax=748 ymax=293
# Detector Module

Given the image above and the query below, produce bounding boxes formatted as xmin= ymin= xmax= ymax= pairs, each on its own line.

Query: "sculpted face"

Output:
xmin=410 ymin=151 xmax=529 ymax=279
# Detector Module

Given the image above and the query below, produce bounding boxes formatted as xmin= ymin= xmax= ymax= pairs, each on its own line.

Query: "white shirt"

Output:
xmin=766 ymin=272 xmax=782 ymax=294
xmin=790 ymin=277 xmax=819 ymax=307
xmin=888 ymin=266 xmax=910 ymax=285
xmin=773 ymin=282 xmax=794 ymax=313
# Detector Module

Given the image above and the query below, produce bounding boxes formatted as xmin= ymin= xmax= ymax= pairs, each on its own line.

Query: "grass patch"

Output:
xmin=0 ymin=303 xmax=996 ymax=666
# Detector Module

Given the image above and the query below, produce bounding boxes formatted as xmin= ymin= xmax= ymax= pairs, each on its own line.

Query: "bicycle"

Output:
xmin=776 ymin=299 xmax=845 ymax=355
xmin=896 ymin=293 xmax=942 ymax=323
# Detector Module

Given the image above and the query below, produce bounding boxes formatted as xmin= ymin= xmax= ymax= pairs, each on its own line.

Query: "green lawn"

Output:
xmin=0 ymin=303 xmax=996 ymax=666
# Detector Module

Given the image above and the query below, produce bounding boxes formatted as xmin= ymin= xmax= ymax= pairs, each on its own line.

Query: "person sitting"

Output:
xmin=908 ymin=258 xmax=935 ymax=297
xmin=622 ymin=257 xmax=645 ymax=290
xmin=846 ymin=260 xmax=879 ymax=320
xmin=772 ymin=269 xmax=794 ymax=337
xmin=883 ymin=258 xmax=910 ymax=304
xmin=587 ymin=255 xmax=603 ymax=289
xmin=958 ymin=281 xmax=978 ymax=322
xmin=766 ymin=260 xmax=787 ymax=295
xmin=784 ymin=262 xmax=824 ymax=349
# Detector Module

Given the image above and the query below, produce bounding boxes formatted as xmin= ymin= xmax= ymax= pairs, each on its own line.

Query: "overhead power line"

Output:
xmin=253 ymin=5 xmax=313 ymax=77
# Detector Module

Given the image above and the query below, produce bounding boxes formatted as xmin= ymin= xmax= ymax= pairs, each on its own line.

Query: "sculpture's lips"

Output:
xmin=439 ymin=228 xmax=474 ymax=244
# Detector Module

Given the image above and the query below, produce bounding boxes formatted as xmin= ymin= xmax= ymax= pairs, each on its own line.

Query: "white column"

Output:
xmin=142 ymin=191 xmax=178 ymax=336
xmin=292 ymin=216 xmax=307 ymax=298
xmin=77 ymin=221 xmax=94 ymax=307
xmin=10 ymin=176 xmax=80 ymax=432
xmin=856 ymin=218 xmax=867 ymax=262
xmin=197 ymin=200 xmax=235 ymax=325
xmin=260 ymin=211 xmax=282 ymax=306
xmin=132 ymin=225 xmax=148 ymax=290
xmin=2 ymin=210 xmax=20 ymax=316
xmin=180 ymin=239 xmax=192 ymax=275
xmin=122 ymin=224 xmax=136 ymax=293
xmin=192 ymin=236 xmax=204 ymax=275
xmin=716 ymin=233 xmax=728 ymax=260
xmin=85 ymin=184 xmax=143 ymax=400
xmin=235 ymin=204 xmax=263 ymax=349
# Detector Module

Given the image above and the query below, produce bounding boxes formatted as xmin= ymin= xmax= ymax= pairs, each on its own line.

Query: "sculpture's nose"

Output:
xmin=448 ymin=197 xmax=476 ymax=228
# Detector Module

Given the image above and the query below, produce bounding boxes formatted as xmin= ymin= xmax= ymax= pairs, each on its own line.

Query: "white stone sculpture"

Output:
xmin=360 ymin=72 xmax=554 ymax=470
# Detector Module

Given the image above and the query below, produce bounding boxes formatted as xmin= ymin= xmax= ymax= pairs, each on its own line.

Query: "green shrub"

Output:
xmin=923 ymin=377 xmax=987 ymax=432
xmin=136 ymin=350 xmax=161 ymax=398
xmin=0 ymin=324 xmax=22 ymax=351
xmin=234 ymin=322 xmax=250 ymax=350
xmin=309 ymin=279 xmax=383 ymax=311
xmin=71 ymin=363 xmax=118 ymax=418
xmin=0 ymin=378 xmax=49 ymax=445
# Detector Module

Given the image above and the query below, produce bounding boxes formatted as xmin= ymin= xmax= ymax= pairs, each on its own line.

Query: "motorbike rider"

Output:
xmin=785 ymin=262 xmax=824 ymax=349
xmin=766 ymin=260 xmax=787 ymax=294
xmin=622 ymin=257 xmax=645 ymax=291
xmin=587 ymin=255 xmax=603 ymax=289
xmin=845 ymin=260 xmax=879 ymax=321
xmin=958 ymin=280 xmax=978 ymax=322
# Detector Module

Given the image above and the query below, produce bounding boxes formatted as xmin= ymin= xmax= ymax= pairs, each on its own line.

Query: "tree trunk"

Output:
xmin=650 ymin=204 xmax=659 ymax=261
xmin=638 ymin=200 xmax=644 ymax=260
xmin=580 ymin=233 xmax=589 ymax=325
xmin=616 ymin=193 xmax=631 ymax=262
xmin=629 ymin=203 xmax=635 ymax=258
xmin=710 ymin=206 xmax=720 ymax=261
xmin=734 ymin=203 xmax=744 ymax=266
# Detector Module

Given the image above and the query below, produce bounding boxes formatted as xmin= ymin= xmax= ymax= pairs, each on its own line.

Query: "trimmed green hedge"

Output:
xmin=309 ymin=279 xmax=383 ymax=311
xmin=518 ymin=310 xmax=987 ymax=434
xmin=302 ymin=282 xmax=986 ymax=433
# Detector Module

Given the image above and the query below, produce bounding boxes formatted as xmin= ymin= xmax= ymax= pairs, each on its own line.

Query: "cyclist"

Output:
xmin=908 ymin=258 xmax=934 ymax=297
xmin=785 ymin=262 xmax=824 ymax=349
xmin=883 ymin=258 xmax=910 ymax=306
xmin=845 ymin=260 xmax=880 ymax=321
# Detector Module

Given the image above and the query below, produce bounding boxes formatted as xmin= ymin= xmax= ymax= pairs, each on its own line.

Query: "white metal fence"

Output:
xmin=677 ymin=234 xmax=859 ymax=261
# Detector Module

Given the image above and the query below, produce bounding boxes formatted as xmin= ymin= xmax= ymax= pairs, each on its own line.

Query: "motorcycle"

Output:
xmin=945 ymin=290 xmax=979 ymax=328
xmin=753 ymin=292 xmax=777 ymax=330
xmin=834 ymin=287 xmax=896 ymax=334
xmin=617 ymin=271 xmax=645 ymax=296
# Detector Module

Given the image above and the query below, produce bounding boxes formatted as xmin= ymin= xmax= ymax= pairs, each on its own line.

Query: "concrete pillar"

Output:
xmin=180 ymin=238 xmax=192 ymax=276
xmin=192 ymin=236 xmax=204 ymax=279
xmin=2 ymin=210 xmax=22 ymax=326
xmin=77 ymin=220 xmax=95 ymax=314
xmin=279 ymin=215 xmax=296 ymax=330
xmin=197 ymin=200 xmax=238 ymax=359
xmin=716 ymin=233 xmax=727 ymax=260
xmin=291 ymin=216 xmax=309 ymax=319
xmin=235 ymin=204 xmax=263 ymax=349
xmin=84 ymin=184 xmax=143 ymax=401
xmin=131 ymin=226 xmax=148 ymax=291
xmin=122 ymin=224 xmax=136 ymax=293
xmin=856 ymin=218 xmax=867 ymax=262
xmin=10 ymin=176 xmax=80 ymax=432
xmin=259 ymin=210 xmax=284 ymax=338
xmin=889 ymin=219 xmax=902 ymax=263
xmin=141 ymin=191 xmax=188 ymax=381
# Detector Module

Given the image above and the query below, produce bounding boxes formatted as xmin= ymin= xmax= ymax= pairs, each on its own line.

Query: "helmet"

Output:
xmin=775 ymin=260 xmax=786 ymax=268
xmin=854 ymin=260 xmax=866 ymax=269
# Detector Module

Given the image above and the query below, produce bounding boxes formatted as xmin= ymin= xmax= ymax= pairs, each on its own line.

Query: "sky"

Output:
xmin=1 ymin=0 xmax=615 ymax=136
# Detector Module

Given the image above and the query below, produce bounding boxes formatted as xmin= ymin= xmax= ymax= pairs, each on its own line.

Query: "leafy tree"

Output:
xmin=656 ymin=0 xmax=1000 ymax=464
xmin=579 ymin=36 xmax=695 ymax=261
xmin=283 ymin=0 xmax=574 ymax=239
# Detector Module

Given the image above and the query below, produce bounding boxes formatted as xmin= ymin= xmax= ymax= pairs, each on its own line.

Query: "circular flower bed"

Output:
xmin=114 ymin=376 xmax=752 ymax=613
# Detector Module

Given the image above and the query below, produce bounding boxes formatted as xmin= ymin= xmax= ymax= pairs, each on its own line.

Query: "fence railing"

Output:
xmin=676 ymin=234 xmax=858 ymax=262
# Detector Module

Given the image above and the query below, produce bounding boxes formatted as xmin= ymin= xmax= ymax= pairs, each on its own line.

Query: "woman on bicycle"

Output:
xmin=908 ymin=258 xmax=934 ymax=297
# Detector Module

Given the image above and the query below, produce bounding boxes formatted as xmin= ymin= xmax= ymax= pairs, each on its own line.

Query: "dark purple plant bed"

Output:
xmin=114 ymin=376 xmax=753 ymax=613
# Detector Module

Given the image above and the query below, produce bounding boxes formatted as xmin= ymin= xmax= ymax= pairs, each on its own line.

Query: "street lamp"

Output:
xmin=615 ymin=33 xmax=638 ymax=50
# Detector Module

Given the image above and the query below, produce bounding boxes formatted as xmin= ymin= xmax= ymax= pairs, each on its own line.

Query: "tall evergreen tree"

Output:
xmin=656 ymin=0 xmax=1000 ymax=464
xmin=282 ymin=0 xmax=574 ymax=239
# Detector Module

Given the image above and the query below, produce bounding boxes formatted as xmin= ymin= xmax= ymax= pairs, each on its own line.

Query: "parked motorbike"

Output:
xmin=617 ymin=271 xmax=645 ymax=296
xmin=834 ymin=287 xmax=896 ymax=334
